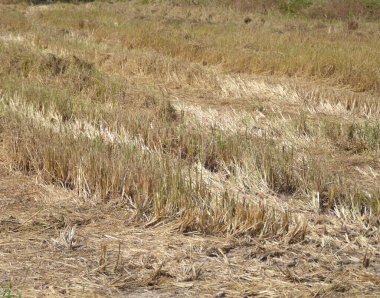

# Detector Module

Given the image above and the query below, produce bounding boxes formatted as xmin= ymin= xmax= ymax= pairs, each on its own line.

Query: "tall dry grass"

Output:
xmin=0 ymin=0 xmax=379 ymax=239
xmin=33 ymin=2 xmax=380 ymax=94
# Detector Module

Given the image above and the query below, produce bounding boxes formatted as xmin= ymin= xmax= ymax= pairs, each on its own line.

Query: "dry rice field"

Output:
xmin=0 ymin=0 xmax=379 ymax=297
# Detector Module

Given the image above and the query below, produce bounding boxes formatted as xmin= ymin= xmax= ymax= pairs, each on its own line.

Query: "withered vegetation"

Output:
xmin=0 ymin=0 xmax=379 ymax=296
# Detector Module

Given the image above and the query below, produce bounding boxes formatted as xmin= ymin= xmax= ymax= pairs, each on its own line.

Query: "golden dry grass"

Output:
xmin=0 ymin=0 xmax=379 ymax=297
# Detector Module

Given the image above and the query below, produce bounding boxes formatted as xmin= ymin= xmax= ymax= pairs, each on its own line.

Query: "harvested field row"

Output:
xmin=0 ymin=0 xmax=379 ymax=297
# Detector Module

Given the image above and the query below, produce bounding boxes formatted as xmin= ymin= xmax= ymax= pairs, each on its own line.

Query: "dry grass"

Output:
xmin=0 ymin=0 xmax=379 ymax=296
xmin=0 ymin=163 xmax=379 ymax=297
xmin=34 ymin=3 xmax=380 ymax=94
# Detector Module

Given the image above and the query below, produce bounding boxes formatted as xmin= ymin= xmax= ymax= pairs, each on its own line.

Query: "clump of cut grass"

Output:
xmin=1 ymin=95 xmax=306 ymax=238
xmin=324 ymin=120 xmax=380 ymax=153
xmin=347 ymin=122 xmax=380 ymax=152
